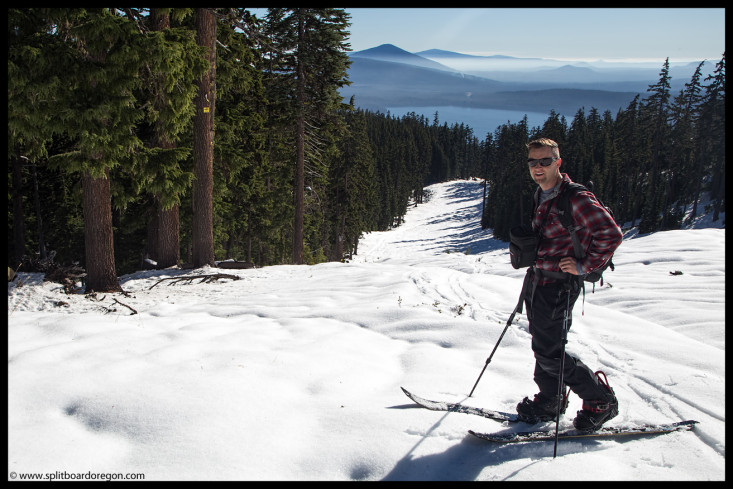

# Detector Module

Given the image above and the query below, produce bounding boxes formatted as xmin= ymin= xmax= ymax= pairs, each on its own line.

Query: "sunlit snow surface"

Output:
xmin=8 ymin=179 xmax=724 ymax=480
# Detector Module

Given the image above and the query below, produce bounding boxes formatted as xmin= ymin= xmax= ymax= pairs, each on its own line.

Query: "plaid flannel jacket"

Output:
xmin=531 ymin=174 xmax=623 ymax=286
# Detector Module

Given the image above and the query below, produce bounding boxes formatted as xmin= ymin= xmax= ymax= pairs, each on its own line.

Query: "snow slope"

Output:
xmin=7 ymin=179 xmax=725 ymax=481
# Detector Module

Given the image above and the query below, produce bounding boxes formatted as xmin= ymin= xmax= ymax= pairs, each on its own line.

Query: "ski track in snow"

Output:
xmin=355 ymin=180 xmax=725 ymax=477
xmin=8 ymin=179 xmax=725 ymax=480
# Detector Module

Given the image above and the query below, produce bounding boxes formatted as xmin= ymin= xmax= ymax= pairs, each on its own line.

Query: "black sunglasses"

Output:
xmin=527 ymin=157 xmax=557 ymax=167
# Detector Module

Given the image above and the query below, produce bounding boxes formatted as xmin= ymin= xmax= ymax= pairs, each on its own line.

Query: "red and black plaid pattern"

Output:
xmin=532 ymin=174 xmax=623 ymax=285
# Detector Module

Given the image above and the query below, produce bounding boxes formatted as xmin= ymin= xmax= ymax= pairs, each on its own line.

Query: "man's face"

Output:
xmin=528 ymin=146 xmax=560 ymax=189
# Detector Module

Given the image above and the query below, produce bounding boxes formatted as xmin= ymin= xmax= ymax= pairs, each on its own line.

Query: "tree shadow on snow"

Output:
xmin=416 ymin=181 xmax=508 ymax=256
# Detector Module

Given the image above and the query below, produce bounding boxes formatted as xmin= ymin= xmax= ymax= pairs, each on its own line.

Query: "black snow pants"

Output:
xmin=524 ymin=277 xmax=609 ymax=401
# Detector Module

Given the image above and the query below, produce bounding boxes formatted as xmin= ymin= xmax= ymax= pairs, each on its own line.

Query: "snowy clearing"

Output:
xmin=8 ymin=179 xmax=724 ymax=481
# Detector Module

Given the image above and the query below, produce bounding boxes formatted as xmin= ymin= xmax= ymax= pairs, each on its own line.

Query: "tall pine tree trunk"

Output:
xmin=151 ymin=8 xmax=180 ymax=269
xmin=157 ymin=199 xmax=180 ymax=267
xmin=82 ymin=43 xmax=121 ymax=293
xmin=145 ymin=204 xmax=159 ymax=265
xmin=333 ymin=174 xmax=347 ymax=261
xmin=192 ymin=8 xmax=216 ymax=267
xmin=30 ymin=161 xmax=47 ymax=260
xmin=82 ymin=169 xmax=121 ymax=293
xmin=292 ymin=13 xmax=306 ymax=265
xmin=154 ymin=136 xmax=181 ymax=268
xmin=11 ymin=146 xmax=25 ymax=264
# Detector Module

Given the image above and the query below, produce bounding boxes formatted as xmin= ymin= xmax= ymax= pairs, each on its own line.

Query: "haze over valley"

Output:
xmin=340 ymin=44 xmax=714 ymax=134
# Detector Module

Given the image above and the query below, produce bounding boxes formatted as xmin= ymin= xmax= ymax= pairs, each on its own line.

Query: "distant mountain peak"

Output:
xmin=351 ymin=44 xmax=458 ymax=72
xmin=417 ymin=49 xmax=489 ymax=59
xmin=417 ymin=49 xmax=543 ymax=62
xmin=353 ymin=43 xmax=412 ymax=56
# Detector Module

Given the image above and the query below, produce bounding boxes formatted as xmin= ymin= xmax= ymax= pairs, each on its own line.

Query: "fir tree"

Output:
xmin=337 ymin=109 xmax=378 ymax=258
xmin=8 ymin=9 xmax=51 ymax=263
xmin=264 ymin=8 xmax=351 ymax=264
xmin=539 ymin=110 xmax=568 ymax=149
xmin=638 ymin=58 xmax=672 ymax=233
xmin=133 ymin=8 xmax=208 ymax=268
xmin=698 ymin=53 xmax=725 ymax=222
xmin=42 ymin=8 xmax=148 ymax=292
xmin=212 ymin=12 xmax=267 ymax=263
xmin=564 ymin=108 xmax=588 ymax=184
xmin=613 ymin=95 xmax=643 ymax=226
xmin=191 ymin=8 xmax=217 ymax=267
xmin=669 ymin=61 xmax=705 ymax=227
xmin=483 ymin=118 xmax=530 ymax=241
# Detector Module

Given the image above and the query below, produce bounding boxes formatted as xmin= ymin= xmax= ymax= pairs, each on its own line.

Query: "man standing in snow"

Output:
xmin=516 ymin=138 xmax=623 ymax=432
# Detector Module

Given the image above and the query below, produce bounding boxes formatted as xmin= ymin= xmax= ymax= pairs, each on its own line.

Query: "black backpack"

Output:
xmin=555 ymin=182 xmax=616 ymax=285
xmin=508 ymin=224 xmax=539 ymax=270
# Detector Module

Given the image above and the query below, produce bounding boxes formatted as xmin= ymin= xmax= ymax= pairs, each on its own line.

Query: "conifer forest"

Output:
xmin=8 ymin=8 xmax=726 ymax=292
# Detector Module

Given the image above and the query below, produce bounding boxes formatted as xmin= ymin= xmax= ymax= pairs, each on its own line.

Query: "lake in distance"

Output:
xmin=385 ymin=106 xmax=559 ymax=140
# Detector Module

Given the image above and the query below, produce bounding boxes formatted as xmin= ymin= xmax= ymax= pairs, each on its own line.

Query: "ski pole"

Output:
xmin=469 ymin=269 xmax=532 ymax=397
xmin=468 ymin=311 xmax=515 ymax=397
xmin=553 ymin=279 xmax=573 ymax=458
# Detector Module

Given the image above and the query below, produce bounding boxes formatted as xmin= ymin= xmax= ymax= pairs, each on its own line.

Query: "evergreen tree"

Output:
xmin=41 ymin=8 xmax=149 ymax=292
xmin=594 ymin=110 xmax=618 ymax=212
xmin=212 ymin=11 xmax=267 ymax=263
xmin=483 ymin=118 xmax=530 ymax=240
xmin=698 ymin=53 xmax=725 ymax=222
xmin=191 ymin=8 xmax=217 ymax=267
xmin=564 ymin=108 xmax=588 ymax=184
xmin=480 ymin=133 xmax=495 ymax=230
xmin=9 ymin=11 xmax=726 ymax=277
xmin=540 ymin=110 xmax=568 ymax=149
xmin=264 ymin=8 xmax=351 ymax=264
xmin=131 ymin=8 xmax=207 ymax=268
xmin=585 ymin=107 xmax=604 ymax=188
xmin=668 ymin=61 xmax=705 ymax=228
xmin=8 ymin=9 xmax=61 ymax=263
xmin=612 ymin=95 xmax=643 ymax=226
xmin=260 ymin=11 xmax=298 ymax=266
xmin=594 ymin=110 xmax=616 ymax=199
xmin=638 ymin=58 xmax=672 ymax=233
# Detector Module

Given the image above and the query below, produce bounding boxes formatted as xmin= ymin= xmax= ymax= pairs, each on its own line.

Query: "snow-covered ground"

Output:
xmin=8 ymin=179 xmax=725 ymax=481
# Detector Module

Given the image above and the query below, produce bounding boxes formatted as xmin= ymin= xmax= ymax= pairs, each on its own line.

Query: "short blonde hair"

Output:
xmin=527 ymin=138 xmax=560 ymax=159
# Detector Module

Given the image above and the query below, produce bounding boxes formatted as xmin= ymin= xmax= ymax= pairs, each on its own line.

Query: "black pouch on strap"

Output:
xmin=509 ymin=224 xmax=539 ymax=269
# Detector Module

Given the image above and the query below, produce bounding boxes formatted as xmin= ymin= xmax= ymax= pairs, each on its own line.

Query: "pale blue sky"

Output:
xmin=344 ymin=8 xmax=725 ymax=62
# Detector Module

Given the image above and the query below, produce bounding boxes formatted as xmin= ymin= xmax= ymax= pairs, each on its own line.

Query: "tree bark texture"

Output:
xmin=192 ymin=8 xmax=216 ymax=267
xmin=11 ymin=147 xmax=25 ymax=264
xmin=82 ymin=169 xmax=121 ymax=293
xmin=31 ymin=161 xmax=47 ymax=260
xmin=156 ymin=201 xmax=180 ymax=268
xmin=292 ymin=13 xmax=306 ymax=265
xmin=151 ymin=8 xmax=180 ymax=269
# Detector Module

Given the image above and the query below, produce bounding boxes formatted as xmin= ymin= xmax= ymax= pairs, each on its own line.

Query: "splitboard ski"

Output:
xmin=468 ymin=420 xmax=698 ymax=443
xmin=401 ymin=387 xmax=519 ymax=423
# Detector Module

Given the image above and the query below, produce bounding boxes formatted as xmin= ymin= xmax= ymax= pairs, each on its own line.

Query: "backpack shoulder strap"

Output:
xmin=555 ymin=183 xmax=587 ymax=260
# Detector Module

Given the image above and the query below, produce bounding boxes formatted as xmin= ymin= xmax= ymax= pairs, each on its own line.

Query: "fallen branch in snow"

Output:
xmin=112 ymin=298 xmax=138 ymax=315
xmin=149 ymin=273 xmax=241 ymax=290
